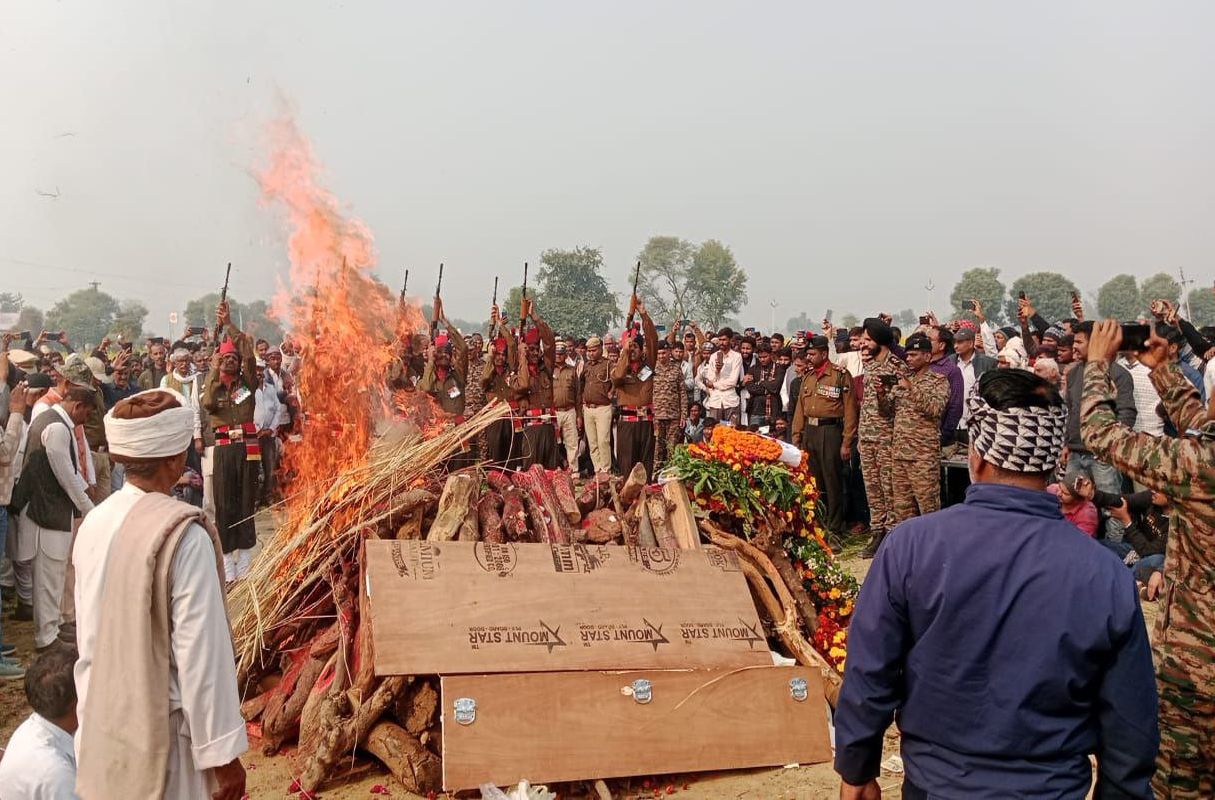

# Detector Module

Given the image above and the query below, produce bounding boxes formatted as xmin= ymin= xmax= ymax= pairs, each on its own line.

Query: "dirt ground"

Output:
xmin=0 ymin=515 xmax=1159 ymax=799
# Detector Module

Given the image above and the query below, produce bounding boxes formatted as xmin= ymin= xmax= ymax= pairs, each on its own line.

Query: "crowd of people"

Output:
xmin=0 ymin=285 xmax=1212 ymax=798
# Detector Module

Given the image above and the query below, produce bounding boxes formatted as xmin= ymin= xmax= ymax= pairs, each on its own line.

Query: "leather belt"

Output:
xmin=806 ymin=417 xmax=843 ymax=427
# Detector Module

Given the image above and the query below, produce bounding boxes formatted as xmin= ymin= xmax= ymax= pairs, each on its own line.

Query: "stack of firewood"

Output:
xmin=233 ymin=409 xmax=838 ymax=795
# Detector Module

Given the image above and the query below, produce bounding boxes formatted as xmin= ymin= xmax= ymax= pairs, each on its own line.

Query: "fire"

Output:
xmin=257 ymin=114 xmax=433 ymax=536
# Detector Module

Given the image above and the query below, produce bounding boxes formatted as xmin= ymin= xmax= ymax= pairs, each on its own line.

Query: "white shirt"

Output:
xmin=957 ymin=355 xmax=978 ymax=424
xmin=1119 ymin=357 xmax=1164 ymax=437
xmin=73 ymin=483 xmax=248 ymax=774
xmin=161 ymin=371 xmax=203 ymax=440
xmin=254 ymin=379 xmax=283 ymax=432
xmin=267 ymin=370 xmax=291 ymax=428
xmin=0 ymin=713 xmax=78 ymax=799
xmin=827 ymin=337 xmax=865 ymax=379
xmin=698 ymin=349 xmax=743 ymax=410
xmin=38 ymin=406 xmax=94 ymax=517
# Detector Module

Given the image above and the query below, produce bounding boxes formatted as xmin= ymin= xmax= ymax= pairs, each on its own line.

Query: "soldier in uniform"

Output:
xmin=417 ymin=300 xmax=471 ymax=466
xmin=858 ymin=317 xmax=907 ymax=557
xmin=580 ymin=336 xmax=614 ymax=475
xmin=611 ymin=297 xmax=659 ymax=479
xmin=792 ymin=335 xmax=858 ymax=538
xmin=509 ymin=299 xmax=558 ymax=469
xmin=200 ymin=300 xmax=259 ymax=582
xmin=1081 ymin=320 xmax=1215 ymax=798
xmin=652 ymin=340 xmax=688 ymax=473
xmin=480 ymin=304 xmax=520 ymax=468
xmin=552 ymin=340 xmax=581 ymax=472
xmin=463 ymin=332 xmax=488 ymax=460
xmin=891 ymin=333 xmax=950 ymax=524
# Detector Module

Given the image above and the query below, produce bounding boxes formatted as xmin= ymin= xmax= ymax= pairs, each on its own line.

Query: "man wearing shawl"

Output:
xmin=835 ymin=369 xmax=1157 ymax=799
xmin=73 ymin=388 xmax=247 ymax=799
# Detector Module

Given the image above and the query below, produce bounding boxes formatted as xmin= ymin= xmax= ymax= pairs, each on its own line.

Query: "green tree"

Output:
xmin=893 ymin=309 xmax=918 ymax=331
xmin=1140 ymin=272 xmax=1181 ymax=312
xmin=110 ymin=300 xmax=148 ymax=342
xmin=1005 ymin=272 xmax=1080 ymax=324
xmin=46 ymin=286 xmax=121 ymax=348
xmin=535 ymin=246 xmax=621 ymax=336
xmin=636 ymin=236 xmax=697 ymax=324
xmin=1096 ymin=274 xmax=1142 ymax=321
xmin=16 ymin=306 xmax=44 ymax=334
xmin=184 ymin=293 xmax=232 ymax=328
xmin=1187 ymin=286 xmax=1215 ymax=328
xmin=840 ymin=313 xmax=859 ymax=330
xmin=950 ymin=267 xmax=1007 ymax=324
xmin=784 ymin=312 xmax=811 ymax=335
xmin=0 ymin=292 xmax=23 ymax=313
xmin=686 ymin=240 xmax=748 ymax=329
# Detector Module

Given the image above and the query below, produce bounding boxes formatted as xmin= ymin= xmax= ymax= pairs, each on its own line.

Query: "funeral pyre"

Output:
xmin=232 ymin=117 xmax=854 ymax=795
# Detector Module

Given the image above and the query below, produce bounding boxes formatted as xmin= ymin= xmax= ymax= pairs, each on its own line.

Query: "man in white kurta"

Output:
xmin=73 ymin=388 xmax=246 ymax=799
xmin=13 ymin=392 xmax=95 ymax=650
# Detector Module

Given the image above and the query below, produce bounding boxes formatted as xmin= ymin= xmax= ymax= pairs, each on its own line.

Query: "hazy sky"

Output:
xmin=2 ymin=1 xmax=1213 ymax=334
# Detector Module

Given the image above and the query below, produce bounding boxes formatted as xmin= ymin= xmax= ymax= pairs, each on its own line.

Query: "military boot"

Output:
xmin=861 ymin=529 xmax=886 ymax=559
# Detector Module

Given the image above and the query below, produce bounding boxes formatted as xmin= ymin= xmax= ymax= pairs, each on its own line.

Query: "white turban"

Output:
xmin=104 ymin=388 xmax=196 ymax=458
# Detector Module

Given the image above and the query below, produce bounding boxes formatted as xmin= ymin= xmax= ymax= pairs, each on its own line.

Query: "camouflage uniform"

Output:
xmin=891 ymin=368 xmax=949 ymax=524
xmin=652 ymin=357 xmax=688 ymax=473
xmin=1082 ymin=361 xmax=1215 ymax=799
xmin=859 ymin=351 xmax=907 ymax=539
xmin=464 ymin=353 xmax=487 ymax=459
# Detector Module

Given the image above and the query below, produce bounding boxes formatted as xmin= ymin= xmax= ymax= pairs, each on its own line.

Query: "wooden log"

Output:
xmin=511 ymin=468 xmax=572 ymax=544
xmin=529 ymin=465 xmax=575 ymax=543
xmin=549 ymin=469 xmax=582 ymax=524
xmin=476 ymin=492 xmax=505 ymax=543
xmin=427 ymin=473 xmax=479 ymax=542
xmin=582 ymin=508 xmax=624 ymax=544
xmin=485 ymin=468 xmax=514 ymax=494
xmin=388 ymin=489 xmax=436 ymax=539
xmin=619 ymin=463 xmax=648 ymax=507
xmin=634 ymin=495 xmax=657 ymax=548
xmin=262 ymin=653 xmax=327 ymax=754
xmin=700 ymin=520 xmax=840 ymax=705
xmin=663 ymin=480 xmax=702 ymax=549
xmin=500 ymin=487 xmax=530 ymax=541
xmin=575 ymin=475 xmax=609 ymax=517
xmin=299 ymin=674 xmax=408 ymax=792
xmin=763 ymin=542 xmax=818 ymax=630
xmin=646 ymin=495 xmax=678 ymax=550
xmin=393 ymin=678 xmax=439 ymax=737
xmin=363 ymin=721 xmax=442 ymax=796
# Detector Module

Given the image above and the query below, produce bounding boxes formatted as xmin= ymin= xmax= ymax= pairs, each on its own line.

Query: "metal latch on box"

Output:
xmin=453 ymin=697 xmax=477 ymax=725
xmin=627 ymin=678 xmax=653 ymax=705
xmin=789 ymin=677 xmax=808 ymax=702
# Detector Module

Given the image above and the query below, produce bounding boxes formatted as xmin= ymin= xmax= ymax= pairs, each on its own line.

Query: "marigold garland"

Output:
xmin=664 ymin=426 xmax=858 ymax=673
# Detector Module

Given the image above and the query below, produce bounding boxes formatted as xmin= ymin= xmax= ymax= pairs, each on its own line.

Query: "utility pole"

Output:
xmin=924 ymin=279 xmax=936 ymax=314
xmin=769 ymin=299 xmax=778 ymax=333
xmin=88 ymin=281 xmax=100 ymax=292
xmin=1178 ymin=266 xmax=1195 ymax=320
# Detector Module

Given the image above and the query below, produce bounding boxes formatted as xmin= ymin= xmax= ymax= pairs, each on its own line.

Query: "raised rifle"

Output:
xmin=399 ymin=269 xmax=409 ymax=303
xmin=519 ymin=261 xmax=529 ymax=337
xmin=220 ymin=262 xmax=232 ymax=304
xmin=625 ymin=259 xmax=641 ymax=329
xmin=490 ymin=276 xmax=499 ymax=338
xmin=429 ymin=263 xmax=444 ymax=338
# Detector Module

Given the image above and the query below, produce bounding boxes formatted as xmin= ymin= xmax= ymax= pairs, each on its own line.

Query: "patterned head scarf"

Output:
xmin=965 ymin=383 xmax=1068 ymax=474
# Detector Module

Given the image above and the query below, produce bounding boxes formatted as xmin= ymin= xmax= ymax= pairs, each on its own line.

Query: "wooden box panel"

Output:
xmin=366 ymin=540 xmax=771 ymax=675
xmin=440 ymin=667 xmax=832 ymax=790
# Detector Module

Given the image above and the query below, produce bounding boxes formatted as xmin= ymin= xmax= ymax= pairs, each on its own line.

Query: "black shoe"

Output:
xmin=14 ymin=602 xmax=33 ymax=621
xmin=861 ymin=531 xmax=885 ymax=559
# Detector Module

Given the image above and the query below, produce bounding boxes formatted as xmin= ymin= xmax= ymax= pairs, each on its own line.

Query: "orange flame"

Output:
xmin=257 ymin=115 xmax=431 ymax=533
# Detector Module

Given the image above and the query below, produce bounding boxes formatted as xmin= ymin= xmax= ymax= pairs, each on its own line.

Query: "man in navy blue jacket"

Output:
xmin=835 ymin=369 xmax=1158 ymax=799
